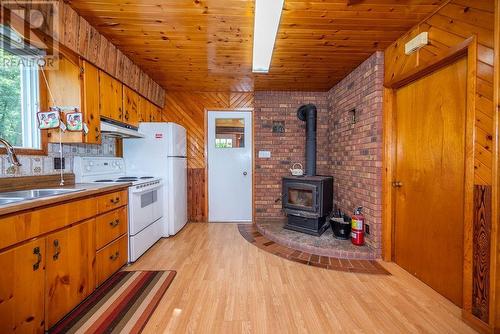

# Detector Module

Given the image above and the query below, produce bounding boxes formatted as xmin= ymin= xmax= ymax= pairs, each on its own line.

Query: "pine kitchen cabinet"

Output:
xmin=0 ymin=238 xmax=46 ymax=334
xmin=138 ymin=95 xmax=151 ymax=122
xmin=0 ymin=186 xmax=129 ymax=333
xmin=123 ymin=86 xmax=140 ymax=127
xmin=45 ymin=219 xmax=95 ymax=328
xmin=45 ymin=57 xmax=101 ymax=144
xmin=98 ymin=70 xmax=123 ymax=123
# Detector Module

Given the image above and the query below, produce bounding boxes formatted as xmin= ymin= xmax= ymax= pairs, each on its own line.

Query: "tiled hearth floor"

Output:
xmin=255 ymin=219 xmax=379 ymax=259
xmin=238 ymin=224 xmax=389 ymax=275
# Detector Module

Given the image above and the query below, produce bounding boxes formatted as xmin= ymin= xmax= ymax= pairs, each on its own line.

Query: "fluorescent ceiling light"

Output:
xmin=252 ymin=0 xmax=284 ymax=73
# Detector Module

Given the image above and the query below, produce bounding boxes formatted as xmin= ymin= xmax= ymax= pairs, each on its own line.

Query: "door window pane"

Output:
xmin=215 ymin=118 xmax=244 ymax=148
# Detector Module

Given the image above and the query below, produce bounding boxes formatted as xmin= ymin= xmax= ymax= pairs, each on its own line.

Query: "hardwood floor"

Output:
xmin=127 ymin=223 xmax=476 ymax=333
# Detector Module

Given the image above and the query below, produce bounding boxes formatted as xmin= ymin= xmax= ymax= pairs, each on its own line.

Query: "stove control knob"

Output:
xmin=85 ymin=166 xmax=91 ymax=171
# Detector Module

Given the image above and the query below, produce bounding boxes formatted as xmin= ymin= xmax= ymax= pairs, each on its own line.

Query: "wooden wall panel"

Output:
xmin=472 ymin=186 xmax=492 ymax=323
xmin=384 ymin=1 xmax=498 ymax=330
xmin=1 ymin=0 xmax=165 ymax=107
xmin=162 ymin=92 xmax=254 ymax=222
xmin=187 ymin=169 xmax=206 ymax=223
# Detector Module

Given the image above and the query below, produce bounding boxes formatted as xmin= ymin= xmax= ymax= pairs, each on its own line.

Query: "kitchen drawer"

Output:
xmin=97 ymin=190 xmax=128 ymax=214
xmin=95 ymin=234 xmax=128 ymax=286
xmin=95 ymin=206 xmax=128 ymax=250
xmin=0 ymin=197 xmax=97 ymax=250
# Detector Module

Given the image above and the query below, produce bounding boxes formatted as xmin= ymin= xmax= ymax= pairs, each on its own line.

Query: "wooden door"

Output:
xmin=82 ymin=61 xmax=101 ymax=144
xmin=394 ymin=58 xmax=467 ymax=307
xmin=45 ymin=220 xmax=95 ymax=328
xmin=0 ymin=238 xmax=46 ymax=334
xmin=99 ymin=71 xmax=123 ymax=122
xmin=123 ymin=86 xmax=140 ymax=127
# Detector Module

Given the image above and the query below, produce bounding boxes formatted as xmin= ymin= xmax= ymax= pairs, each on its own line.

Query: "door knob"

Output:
xmin=243 ymin=171 xmax=248 ymax=176
xmin=392 ymin=181 xmax=403 ymax=188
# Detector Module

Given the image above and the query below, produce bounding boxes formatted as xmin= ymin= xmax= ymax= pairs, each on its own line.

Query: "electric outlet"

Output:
xmin=54 ymin=157 xmax=65 ymax=170
xmin=365 ymin=224 xmax=370 ymax=235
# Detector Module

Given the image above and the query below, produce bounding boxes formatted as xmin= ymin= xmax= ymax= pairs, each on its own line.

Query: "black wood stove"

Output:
xmin=282 ymin=104 xmax=333 ymax=236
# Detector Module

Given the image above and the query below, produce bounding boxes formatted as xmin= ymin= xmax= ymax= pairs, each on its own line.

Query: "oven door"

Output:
xmin=128 ymin=183 xmax=163 ymax=235
xmin=283 ymin=182 xmax=318 ymax=213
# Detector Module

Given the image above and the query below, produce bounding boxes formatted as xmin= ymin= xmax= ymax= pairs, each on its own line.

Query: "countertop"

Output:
xmin=0 ymin=183 xmax=131 ymax=217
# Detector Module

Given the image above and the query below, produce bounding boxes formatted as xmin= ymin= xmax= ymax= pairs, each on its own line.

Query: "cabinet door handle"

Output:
xmin=53 ymin=239 xmax=61 ymax=261
xmin=109 ymin=251 xmax=120 ymax=261
xmin=95 ymin=126 xmax=100 ymax=141
xmin=110 ymin=197 xmax=120 ymax=204
xmin=109 ymin=219 xmax=120 ymax=228
xmin=33 ymin=247 xmax=42 ymax=271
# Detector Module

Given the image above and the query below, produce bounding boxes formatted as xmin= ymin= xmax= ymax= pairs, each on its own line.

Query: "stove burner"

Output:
xmin=115 ymin=180 xmax=134 ymax=182
xmin=140 ymin=176 xmax=154 ymax=179
xmin=95 ymin=179 xmax=114 ymax=182
xmin=117 ymin=177 xmax=139 ymax=180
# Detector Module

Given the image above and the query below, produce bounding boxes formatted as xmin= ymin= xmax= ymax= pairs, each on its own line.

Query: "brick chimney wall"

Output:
xmin=253 ymin=52 xmax=384 ymax=253
xmin=254 ymin=91 xmax=329 ymax=218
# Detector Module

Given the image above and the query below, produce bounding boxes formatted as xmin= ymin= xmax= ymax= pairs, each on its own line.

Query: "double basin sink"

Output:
xmin=0 ymin=188 xmax=85 ymax=206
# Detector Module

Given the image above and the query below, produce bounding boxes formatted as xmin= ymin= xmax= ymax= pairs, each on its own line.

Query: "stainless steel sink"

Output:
xmin=0 ymin=198 xmax=24 ymax=205
xmin=0 ymin=188 xmax=85 ymax=205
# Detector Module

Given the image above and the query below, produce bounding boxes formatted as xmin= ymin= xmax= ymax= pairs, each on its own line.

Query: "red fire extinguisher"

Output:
xmin=351 ymin=207 xmax=365 ymax=246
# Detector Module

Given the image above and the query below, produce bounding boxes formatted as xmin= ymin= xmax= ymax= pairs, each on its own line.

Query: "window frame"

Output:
xmin=0 ymin=66 xmax=48 ymax=156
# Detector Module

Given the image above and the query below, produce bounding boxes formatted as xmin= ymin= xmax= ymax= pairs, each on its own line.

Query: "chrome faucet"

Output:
xmin=0 ymin=138 xmax=22 ymax=167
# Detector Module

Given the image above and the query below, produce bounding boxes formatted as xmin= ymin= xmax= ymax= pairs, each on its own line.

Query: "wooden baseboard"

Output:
xmin=462 ymin=310 xmax=491 ymax=334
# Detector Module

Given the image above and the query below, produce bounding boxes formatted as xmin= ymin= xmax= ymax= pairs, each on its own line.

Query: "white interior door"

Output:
xmin=208 ymin=111 xmax=252 ymax=222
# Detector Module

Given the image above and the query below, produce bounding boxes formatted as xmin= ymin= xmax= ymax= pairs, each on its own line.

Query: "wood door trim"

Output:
xmin=385 ymin=37 xmax=474 ymax=90
xmin=383 ymin=38 xmax=478 ymax=322
xmin=491 ymin=0 xmax=500 ymax=330
xmin=204 ymin=108 xmax=254 ymax=223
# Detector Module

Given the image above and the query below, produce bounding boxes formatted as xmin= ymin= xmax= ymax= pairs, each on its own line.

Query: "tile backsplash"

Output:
xmin=0 ymin=137 xmax=116 ymax=177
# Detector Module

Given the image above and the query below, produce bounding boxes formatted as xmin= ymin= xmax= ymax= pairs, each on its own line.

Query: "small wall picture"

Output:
xmin=66 ymin=111 xmax=83 ymax=131
xmin=37 ymin=110 xmax=61 ymax=129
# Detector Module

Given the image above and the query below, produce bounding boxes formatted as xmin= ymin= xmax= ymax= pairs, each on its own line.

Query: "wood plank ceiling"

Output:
xmin=67 ymin=0 xmax=446 ymax=92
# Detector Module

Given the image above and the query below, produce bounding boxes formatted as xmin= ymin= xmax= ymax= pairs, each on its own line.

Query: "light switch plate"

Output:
xmin=258 ymin=150 xmax=271 ymax=158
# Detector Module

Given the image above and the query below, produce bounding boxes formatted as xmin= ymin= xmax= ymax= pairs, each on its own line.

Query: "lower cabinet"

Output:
xmin=0 ymin=190 xmax=129 ymax=334
xmin=0 ymin=239 xmax=46 ymax=334
xmin=45 ymin=219 xmax=95 ymax=328
xmin=96 ymin=234 xmax=128 ymax=287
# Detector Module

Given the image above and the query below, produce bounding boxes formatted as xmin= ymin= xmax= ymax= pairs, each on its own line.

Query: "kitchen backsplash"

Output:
xmin=0 ymin=137 xmax=116 ymax=177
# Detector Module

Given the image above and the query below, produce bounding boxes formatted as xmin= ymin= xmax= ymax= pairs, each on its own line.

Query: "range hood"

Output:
xmin=100 ymin=118 xmax=144 ymax=139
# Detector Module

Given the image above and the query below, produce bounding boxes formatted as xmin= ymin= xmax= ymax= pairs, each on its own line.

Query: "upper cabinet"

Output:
xmin=123 ymin=86 xmax=140 ymax=127
xmin=150 ymin=104 xmax=162 ymax=122
xmin=138 ymin=94 xmax=150 ymax=122
xmin=45 ymin=57 xmax=101 ymax=144
xmin=99 ymin=71 xmax=123 ymax=123
xmin=82 ymin=61 xmax=101 ymax=143
xmin=44 ymin=56 xmax=162 ymax=143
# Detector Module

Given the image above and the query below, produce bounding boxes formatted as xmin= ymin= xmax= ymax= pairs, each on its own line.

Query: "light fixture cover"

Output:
xmin=252 ymin=0 xmax=284 ymax=73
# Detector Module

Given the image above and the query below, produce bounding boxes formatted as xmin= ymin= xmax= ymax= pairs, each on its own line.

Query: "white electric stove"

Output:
xmin=74 ymin=156 xmax=163 ymax=262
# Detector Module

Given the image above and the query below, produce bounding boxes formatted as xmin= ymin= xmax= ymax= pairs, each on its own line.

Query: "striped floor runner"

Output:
xmin=49 ymin=270 xmax=176 ymax=334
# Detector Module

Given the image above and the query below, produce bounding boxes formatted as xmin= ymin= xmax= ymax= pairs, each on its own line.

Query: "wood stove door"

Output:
xmin=284 ymin=183 xmax=318 ymax=213
xmin=207 ymin=111 xmax=253 ymax=222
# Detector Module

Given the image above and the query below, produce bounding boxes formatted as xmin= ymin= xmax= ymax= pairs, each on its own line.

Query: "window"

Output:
xmin=215 ymin=118 xmax=244 ymax=148
xmin=0 ymin=26 xmax=41 ymax=150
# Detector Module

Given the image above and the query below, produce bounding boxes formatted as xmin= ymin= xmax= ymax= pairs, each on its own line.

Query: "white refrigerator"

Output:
xmin=123 ymin=122 xmax=188 ymax=237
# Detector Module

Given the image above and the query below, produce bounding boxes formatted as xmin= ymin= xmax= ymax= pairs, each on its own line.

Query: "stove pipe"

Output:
xmin=297 ymin=104 xmax=317 ymax=176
